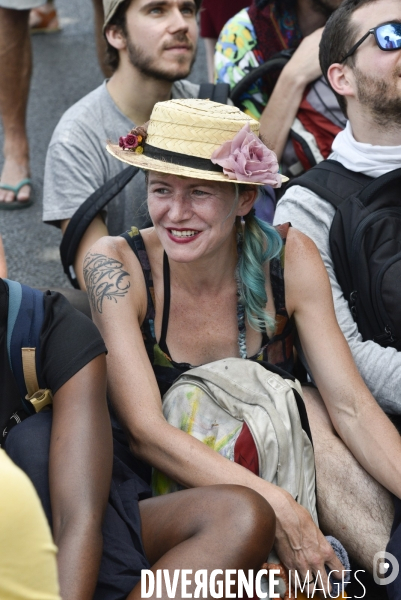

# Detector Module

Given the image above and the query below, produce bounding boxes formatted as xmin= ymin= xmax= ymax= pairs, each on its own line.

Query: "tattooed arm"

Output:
xmin=83 ymin=252 xmax=131 ymax=314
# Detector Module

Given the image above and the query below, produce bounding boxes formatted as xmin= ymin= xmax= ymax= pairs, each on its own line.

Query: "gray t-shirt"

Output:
xmin=42 ymin=79 xmax=200 ymax=235
xmin=274 ymin=168 xmax=401 ymax=415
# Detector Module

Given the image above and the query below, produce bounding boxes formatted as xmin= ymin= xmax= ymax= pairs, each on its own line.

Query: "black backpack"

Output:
xmin=285 ymin=159 xmax=401 ymax=349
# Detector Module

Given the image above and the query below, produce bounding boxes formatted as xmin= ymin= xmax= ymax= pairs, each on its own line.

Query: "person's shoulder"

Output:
xmin=172 ymin=79 xmax=200 ymax=99
xmin=49 ymin=82 xmax=108 ymax=144
xmin=275 ymin=182 xmax=335 ymax=226
xmin=218 ymin=7 xmax=252 ymax=40
xmin=0 ymin=450 xmax=41 ymax=508
xmin=87 ymin=234 xmax=130 ymax=262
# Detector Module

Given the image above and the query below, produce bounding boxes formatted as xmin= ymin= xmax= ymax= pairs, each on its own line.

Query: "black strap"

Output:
xmin=198 ymin=83 xmax=230 ymax=104
xmin=284 ymin=159 xmax=373 ymax=208
xmin=60 ymin=166 xmax=139 ymax=289
xmin=159 ymin=252 xmax=171 ymax=355
xmin=358 ymin=166 xmax=401 ymax=206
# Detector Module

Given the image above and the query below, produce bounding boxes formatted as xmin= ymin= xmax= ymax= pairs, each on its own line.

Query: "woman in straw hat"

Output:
xmin=84 ymin=99 xmax=401 ymax=591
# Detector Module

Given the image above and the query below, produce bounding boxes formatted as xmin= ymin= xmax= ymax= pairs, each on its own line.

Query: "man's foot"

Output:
xmin=0 ymin=157 xmax=32 ymax=207
xmin=29 ymin=3 xmax=60 ymax=34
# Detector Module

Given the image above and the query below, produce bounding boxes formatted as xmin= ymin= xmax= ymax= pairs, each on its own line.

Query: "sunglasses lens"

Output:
xmin=376 ymin=23 xmax=401 ymax=49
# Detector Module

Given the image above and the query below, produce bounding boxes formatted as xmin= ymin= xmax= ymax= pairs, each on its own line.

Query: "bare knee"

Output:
xmin=201 ymin=485 xmax=276 ymax=566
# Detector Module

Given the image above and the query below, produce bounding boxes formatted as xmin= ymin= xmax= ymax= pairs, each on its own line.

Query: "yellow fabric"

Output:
xmin=0 ymin=450 xmax=61 ymax=600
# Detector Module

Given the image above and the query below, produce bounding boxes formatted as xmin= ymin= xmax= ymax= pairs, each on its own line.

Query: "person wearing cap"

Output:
xmin=85 ymin=98 xmax=401 ymax=583
xmin=42 ymin=0 xmax=201 ymax=290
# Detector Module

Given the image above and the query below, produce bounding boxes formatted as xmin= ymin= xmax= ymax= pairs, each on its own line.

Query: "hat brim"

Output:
xmin=106 ymin=144 xmax=289 ymax=186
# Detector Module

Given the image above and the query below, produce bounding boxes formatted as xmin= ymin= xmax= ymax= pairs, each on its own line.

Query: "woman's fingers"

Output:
xmin=274 ymin=498 xmax=345 ymax=594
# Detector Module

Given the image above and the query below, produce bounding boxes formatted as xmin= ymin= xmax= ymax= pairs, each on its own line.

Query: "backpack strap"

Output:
xmin=60 ymin=166 xmax=139 ymax=289
xmin=5 ymin=279 xmax=52 ymax=413
xmin=198 ymin=83 xmax=230 ymax=104
xmin=358 ymin=166 xmax=401 ymax=206
xmin=21 ymin=348 xmax=53 ymax=412
xmin=284 ymin=159 xmax=373 ymax=208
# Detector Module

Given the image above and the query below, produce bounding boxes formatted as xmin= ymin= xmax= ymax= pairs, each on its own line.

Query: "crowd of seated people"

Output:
xmin=2 ymin=0 xmax=401 ymax=598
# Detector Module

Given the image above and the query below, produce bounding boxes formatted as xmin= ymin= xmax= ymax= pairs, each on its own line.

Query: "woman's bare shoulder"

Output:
xmin=83 ymin=232 xmax=156 ymax=320
xmin=285 ymin=226 xmax=320 ymax=262
xmin=283 ymin=227 xmax=331 ymax=316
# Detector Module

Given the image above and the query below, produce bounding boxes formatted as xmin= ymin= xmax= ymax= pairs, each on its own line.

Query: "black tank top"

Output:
xmin=121 ymin=224 xmax=296 ymax=396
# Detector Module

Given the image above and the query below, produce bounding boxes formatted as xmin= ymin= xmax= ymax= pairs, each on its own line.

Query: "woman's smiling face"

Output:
xmin=147 ymin=172 xmax=256 ymax=263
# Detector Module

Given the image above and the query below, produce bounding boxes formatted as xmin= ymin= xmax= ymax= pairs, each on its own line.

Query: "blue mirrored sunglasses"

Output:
xmin=340 ymin=21 xmax=401 ymax=63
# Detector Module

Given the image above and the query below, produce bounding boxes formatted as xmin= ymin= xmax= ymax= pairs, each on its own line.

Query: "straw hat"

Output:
xmin=106 ymin=99 xmax=287 ymax=187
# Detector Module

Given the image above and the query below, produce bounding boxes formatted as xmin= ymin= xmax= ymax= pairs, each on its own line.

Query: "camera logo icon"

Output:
xmin=373 ymin=551 xmax=399 ymax=585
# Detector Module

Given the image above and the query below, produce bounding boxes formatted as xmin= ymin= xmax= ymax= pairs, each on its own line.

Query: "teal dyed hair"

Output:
xmin=236 ymin=210 xmax=283 ymax=332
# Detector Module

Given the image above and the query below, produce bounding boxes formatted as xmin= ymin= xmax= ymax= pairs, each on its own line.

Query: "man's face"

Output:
xmin=123 ymin=0 xmax=198 ymax=81
xmin=349 ymin=0 xmax=401 ymax=126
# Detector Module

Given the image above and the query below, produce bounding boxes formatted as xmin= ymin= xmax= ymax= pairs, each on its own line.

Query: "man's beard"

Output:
xmin=354 ymin=66 xmax=401 ymax=128
xmin=126 ymin=33 xmax=196 ymax=82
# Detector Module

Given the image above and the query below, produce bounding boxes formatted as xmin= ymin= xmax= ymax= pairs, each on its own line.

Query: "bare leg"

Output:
xmin=0 ymin=235 xmax=7 ymax=278
xmin=91 ymin=0 xmax=112 ymax=78
xmin=303 ymin=386 xmax=393 ymax=571
xmin=0 ymin=8 xmax=31 ymax=204
xmin=128 ymin=485 xmax=276 ymax=599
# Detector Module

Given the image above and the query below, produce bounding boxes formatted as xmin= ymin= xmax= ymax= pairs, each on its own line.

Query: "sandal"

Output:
xmin=0 ymin=178 xmax=33 ymax=210
xmin=29 ymin=6 xmax=60 ymax=34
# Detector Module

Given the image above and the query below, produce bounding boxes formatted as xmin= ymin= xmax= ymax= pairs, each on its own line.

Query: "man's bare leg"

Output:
xmin=91 ymin=0 xmax=112 ymax=78
xmin=0 ymin=8 xmax=31 ymax=204
xmin=303 ymin=386 xmax=393 ymax=572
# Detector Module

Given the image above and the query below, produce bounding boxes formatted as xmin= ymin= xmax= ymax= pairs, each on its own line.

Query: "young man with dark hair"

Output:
xmin=274 ymin=0 xmax=401 ymax=588
xmin=43 ymin=0 xmax=200 ymax=289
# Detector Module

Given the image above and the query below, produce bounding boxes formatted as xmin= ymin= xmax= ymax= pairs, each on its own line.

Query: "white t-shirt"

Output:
xmin=274 ymin=122 xmax=401 ymax=415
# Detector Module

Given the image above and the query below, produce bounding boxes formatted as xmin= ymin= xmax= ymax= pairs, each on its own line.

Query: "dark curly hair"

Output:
xmin=105 ymin=0 xmax=201 ymax=73
xmin=319 ymin=0 xmax=380 ymax=116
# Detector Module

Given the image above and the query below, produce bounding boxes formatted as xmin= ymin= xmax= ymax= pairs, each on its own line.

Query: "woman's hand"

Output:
xmin=271 ymin=488 xmax=343 ymax=592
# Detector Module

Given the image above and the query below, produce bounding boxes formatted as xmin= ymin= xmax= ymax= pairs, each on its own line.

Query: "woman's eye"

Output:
xmin=149 ymin=7 xmax=162 ymax=14
xmin=153 ymin=187 xmax=170 ymax=194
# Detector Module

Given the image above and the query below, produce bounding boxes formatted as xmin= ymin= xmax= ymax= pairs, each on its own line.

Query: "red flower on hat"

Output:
xmin=119 ymin=134 xmax=139 ymax=150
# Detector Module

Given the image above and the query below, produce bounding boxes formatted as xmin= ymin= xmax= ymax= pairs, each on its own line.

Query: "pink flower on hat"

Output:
xmin=210 ymin=123 xmax=282 ymax=187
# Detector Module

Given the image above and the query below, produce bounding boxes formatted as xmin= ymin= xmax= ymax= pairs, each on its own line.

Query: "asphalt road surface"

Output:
xmin=0 ymin=0 xmax=207 ymax=287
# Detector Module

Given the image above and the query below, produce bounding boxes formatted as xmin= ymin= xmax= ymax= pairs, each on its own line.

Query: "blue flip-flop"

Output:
xmin=0 ymin=178 xmax=33 ymax=210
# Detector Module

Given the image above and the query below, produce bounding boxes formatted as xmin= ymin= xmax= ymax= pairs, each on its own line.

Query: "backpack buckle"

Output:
xmin=25 ymin=388 xmax=53 ymax=413
xmin=374 ymin=326 xmax=396 ymax=345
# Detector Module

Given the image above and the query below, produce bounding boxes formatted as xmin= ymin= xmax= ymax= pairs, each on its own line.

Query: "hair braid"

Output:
xmin=236 ymin=211 xmax=282 ymax=332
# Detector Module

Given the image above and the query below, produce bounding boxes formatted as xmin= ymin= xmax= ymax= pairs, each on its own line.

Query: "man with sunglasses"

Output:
xmin=274 ymin=0 xmax=401 ymax=592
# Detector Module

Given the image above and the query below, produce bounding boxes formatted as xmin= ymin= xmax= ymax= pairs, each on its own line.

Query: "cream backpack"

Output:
xmin=153 ymin=358 xmax=318 ymax=599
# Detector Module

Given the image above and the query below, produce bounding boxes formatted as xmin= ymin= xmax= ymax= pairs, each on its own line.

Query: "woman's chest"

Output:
xmin=152 ymin=283 xmax=276 ymax=366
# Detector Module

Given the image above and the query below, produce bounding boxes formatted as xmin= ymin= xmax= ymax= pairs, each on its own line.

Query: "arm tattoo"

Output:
xmin=83 ymin=253 xmax=131 ymax=314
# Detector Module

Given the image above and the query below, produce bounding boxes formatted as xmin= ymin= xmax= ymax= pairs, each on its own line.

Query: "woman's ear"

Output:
xmin=104 ymin=25 xmax=127 ymax=51
xmin=327 ymin=62 xmax=356 ymax=101
xmin=236 ymin=187 xmax=258 ymax=217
